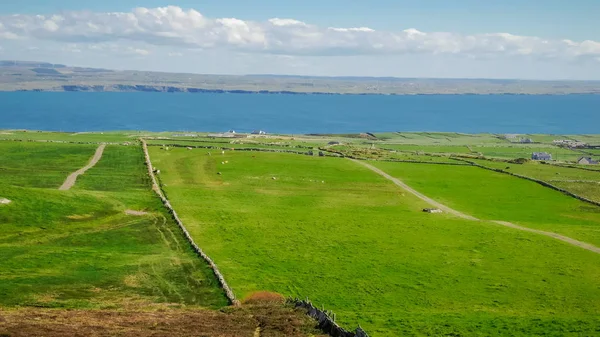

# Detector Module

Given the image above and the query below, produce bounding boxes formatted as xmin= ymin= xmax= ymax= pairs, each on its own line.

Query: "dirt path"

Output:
xmin=351 ymin=159 xmax=600 ymax=255
xmin=492 ymin=221 xmax=600 ymax=254
xmin=351 ymin=159 xmax=478 ymax=220
xmin=59 ymin=144 xmax=106 ymax=191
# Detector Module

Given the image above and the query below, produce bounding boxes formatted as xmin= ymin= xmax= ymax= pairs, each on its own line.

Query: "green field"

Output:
xmin=0 ymin=141 xmax=227 ymax=309
xmin=372 ymin=161 xmax=600 ymax=247
xmin=4 ymin=132 xmax=600 ymax=336
xmin=465 ymin=159 xmax=600 ymax=203
xmin=150 ymin=147 xmax=600 ymax=336
xmin=469 ymin=145 xmax=584 ymax=161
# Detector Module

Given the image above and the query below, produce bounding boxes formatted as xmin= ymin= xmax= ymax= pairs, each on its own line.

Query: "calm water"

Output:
xmin=1 ymin=92 xmax=599 ymax=134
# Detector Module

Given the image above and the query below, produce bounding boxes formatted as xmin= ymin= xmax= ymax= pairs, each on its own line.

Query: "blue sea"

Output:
xmin=1 ymin=92 xmax=599 ymax=134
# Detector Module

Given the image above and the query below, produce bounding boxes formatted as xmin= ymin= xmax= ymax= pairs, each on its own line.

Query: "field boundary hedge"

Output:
xmin=453 ymin=157 xmax=600 ymax=207
xmin=141 ymin=139 xmax=239 ymax=306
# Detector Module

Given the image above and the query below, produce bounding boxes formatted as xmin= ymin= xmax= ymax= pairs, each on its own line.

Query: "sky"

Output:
xmin=1 ymin=0 xmax=599 ymax=79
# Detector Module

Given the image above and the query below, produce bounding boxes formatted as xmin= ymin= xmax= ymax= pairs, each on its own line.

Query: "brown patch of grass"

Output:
xmin=123 ymin=275 xmax=141 ymax=288
xmin=0 ymin=305 xmax=321 ymax=337
xmin=66 ymin=214 xmax=92 ymax=220
xmin=242 ymin=291 xmax=286 ymax=305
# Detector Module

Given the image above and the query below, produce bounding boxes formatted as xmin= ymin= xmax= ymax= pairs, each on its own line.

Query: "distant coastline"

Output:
xmin=2 ymin=60 xmax=599 ymax=95
xmin=9 ymin=85 xmax=600 ymax=96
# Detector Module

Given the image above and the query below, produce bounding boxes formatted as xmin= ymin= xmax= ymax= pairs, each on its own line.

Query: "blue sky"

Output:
xmin=1 ymin=1 xmax=599 ymax=79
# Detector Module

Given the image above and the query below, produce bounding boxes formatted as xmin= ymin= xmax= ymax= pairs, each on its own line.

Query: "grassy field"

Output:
xmin=0 ymin=142 xmax=99 ymax=188
xmin=150 ymin=146 xmax=600 ymax=336
xmin=372 ymin=161 xmax=600 ymax=247
xmin=0 ymin=130 xmax=138 ymax=143
xmin=474 ymin=146 xmax=584 ymax=161
xmin=465 ymin=159 xmax=600 ymax=203
xmin=0 ymin=141 xmax=227 ymax=309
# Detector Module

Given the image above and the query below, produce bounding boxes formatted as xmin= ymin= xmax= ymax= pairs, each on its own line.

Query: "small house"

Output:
xmin=328 ymin=141 xmax=341 ymax=146
xmin=520 ymin=138 xmax=534 ymax=144
xmin=252 ymin=130 xmax=267 ymax=135
xmin=532 ymin=152 xmax=552 ymax=161
xmin=577 ymin=157 xmax=599 ymax=165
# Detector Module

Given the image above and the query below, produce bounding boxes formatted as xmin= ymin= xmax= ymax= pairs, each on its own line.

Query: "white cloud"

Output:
xmin=0 ymin=6 xmax=598 ymax=62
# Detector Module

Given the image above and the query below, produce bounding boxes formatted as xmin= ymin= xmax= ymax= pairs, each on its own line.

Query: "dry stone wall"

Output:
xmin=141 ymin=139 xmax=239 ymax=306
xmin=292 ymin=299 xmax=370 ymax=337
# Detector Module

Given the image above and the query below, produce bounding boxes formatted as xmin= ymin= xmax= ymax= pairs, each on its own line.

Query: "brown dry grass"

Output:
xmin=0 ymin=305 xmax=323 ymax=337
xmin=242 ymin=292 xmax=286 ymax=305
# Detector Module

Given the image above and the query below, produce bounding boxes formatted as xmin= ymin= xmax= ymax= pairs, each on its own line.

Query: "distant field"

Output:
xmin=0 ymin=142 xmax=227 ymax=309
xmin=0 ymin=130 xmax=137 ymax=143
xmin=372 ymin=161 xmax=600 ymax=246
xmin=150 ymin=147 xmax=600 ymax=336
xmin=469 ymin=145 xmax=583 ymax=161
xmin=376 ymin=132 xmax=508 ymax=145
xmin=0 ymin=142 xmax=98 ymax=188
xmin=146 ymin=139 xmax=312 ymax=152
xmin=379 ymin=144 xmax=472 ymax=154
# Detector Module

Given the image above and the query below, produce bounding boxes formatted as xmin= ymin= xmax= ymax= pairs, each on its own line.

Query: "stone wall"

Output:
xmin=292 ymin=299 xmax=370 ymax=337
xmin=141 ymin=140 xmax=239 ymax=305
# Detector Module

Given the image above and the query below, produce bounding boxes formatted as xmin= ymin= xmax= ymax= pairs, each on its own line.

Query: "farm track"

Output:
xmin=58 ymin=144 xmax=106 ymax=190
xmin=350 ymin=158 xmax=478 ymax=220
xmin=352 ymin=158 xmax=600 ymax=255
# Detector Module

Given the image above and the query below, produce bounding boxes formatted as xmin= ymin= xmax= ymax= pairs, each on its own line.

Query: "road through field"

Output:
xmin=59 ymin=144 xmax=106 ymax=191
xmin=352 ymin=158 xmax=600 ymax=254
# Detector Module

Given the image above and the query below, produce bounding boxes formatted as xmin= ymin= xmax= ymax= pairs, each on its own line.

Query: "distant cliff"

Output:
xmin=60 ymin=85 xmax=342 ymax=95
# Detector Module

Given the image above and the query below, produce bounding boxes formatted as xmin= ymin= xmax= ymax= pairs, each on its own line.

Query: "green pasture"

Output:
xmin=375 ymin=132 xmax=507 ymax=145
xmin=0 ymin=142 xmax=98 ymax=188
xmin=466 ymin=159 xmax=600 ymax=203
xmin=372 ymin=161 xmax=600 ymax=247
xmin=469 ymin=145 xmax=583 ymax=161
xmin=146 ymin=140 xmax=312 ymax=152
xmin=0 ymin=142 xmax=227 ymax=309
xmin=0 ymin=130 xmax=138 ymax=143
xmin=379 ymin=144 xmax=472 ymax=154
xmin=150 ymin=147 xmax=600 ymax=336
xmin=470 ymin=159 xmax=600 ymax=182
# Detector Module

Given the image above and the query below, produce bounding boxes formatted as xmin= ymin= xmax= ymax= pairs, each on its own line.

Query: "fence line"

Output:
xmin=453 ymin=157 xmax=600 ymax=207
xmin=141 ymin=139 xmax=239 ymax=306
xmin=292 ymin=299 xmax=370 ymax=337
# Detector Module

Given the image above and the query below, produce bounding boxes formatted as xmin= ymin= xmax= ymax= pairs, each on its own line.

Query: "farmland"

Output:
xmin=0 ymin=141 xmax=228 ymax=309
xmin=149 ymin=145 xmax=600 ymax=336
xmin=3 ymin=130 xmax=600 ymax=336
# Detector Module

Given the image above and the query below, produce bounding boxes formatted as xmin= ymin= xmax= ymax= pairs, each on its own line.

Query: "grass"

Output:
xmin=0 ymin=130 xmax=137 ymax=143
xmin=466 ymin=159 xmax=600 ymax=203
xmin=469 ymin=145 xmax=583 ymax=161
xmin=372 ymin=161 xmax=600 ymax=246
xmin=379 ymin=144 xmax=472 ymax=154
xmin=0 ymin=141 xmax=98 ymax=188
xmin=0 ymin=141 xmax=228 ymax=309
xmin=146 ymin=140 xmax=312 ymax=152
xmin=149 ymin=147 xmax=600 ymax=336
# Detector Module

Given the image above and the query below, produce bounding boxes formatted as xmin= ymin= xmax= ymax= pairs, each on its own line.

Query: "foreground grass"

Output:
xmin=0 ymin=142 xmax=227 ymax=309
xmin=150 ymin=147 xmax=600 ymax=336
